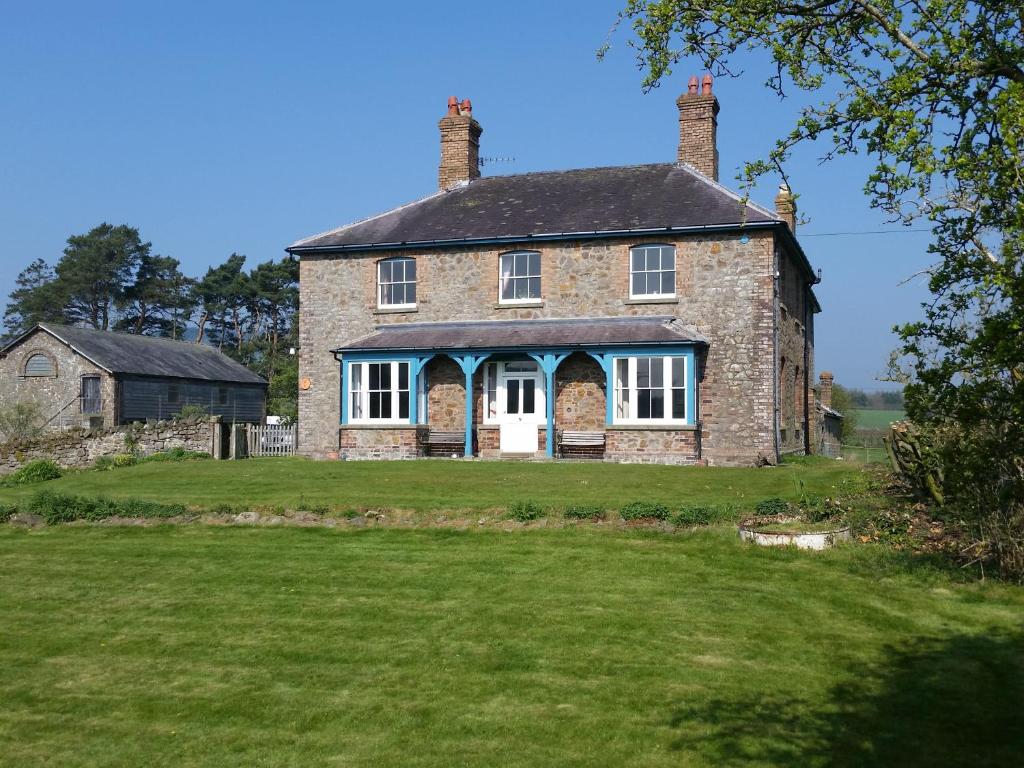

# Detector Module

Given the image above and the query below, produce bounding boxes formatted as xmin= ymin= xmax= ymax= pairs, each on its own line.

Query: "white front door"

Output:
xmin=497 ymin=362 xmax=544 ymax=453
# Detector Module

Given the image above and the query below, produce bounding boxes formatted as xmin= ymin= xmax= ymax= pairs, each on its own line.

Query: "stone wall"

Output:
xmin=0 ymin=417 xmax=219 ymax=475
xmin=0 ymin=328 xmax=117 ymax=436
xmin=339 ymin=426 xmax=426 ymax=460
xmin=425 ymin=357 xmax=465 ymax=430
xmin=300 ymin=231 xmax=780 ymax=465
xmin=777 ymin=244 xmax=814 ymax=454
xmin=605 ymin=427 xmax=700 ymax=465
xmin=555 ymin=353 xmax=605 ymax=431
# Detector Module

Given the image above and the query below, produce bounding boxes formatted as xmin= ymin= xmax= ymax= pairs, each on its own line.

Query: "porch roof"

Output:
xmin=334 ymin=316 xmax=707 ymax=354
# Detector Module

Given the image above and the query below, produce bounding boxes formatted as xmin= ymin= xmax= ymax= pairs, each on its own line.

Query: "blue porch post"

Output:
xmin=453 ymin=354 xmax=489 ymax=457
xmin=585 ymin=352 xmax=614 ymax=426
xmin=409 ymin=355 xmax=435 ymax=425
xmin=528 ymin=352 xmax=569 ymax=458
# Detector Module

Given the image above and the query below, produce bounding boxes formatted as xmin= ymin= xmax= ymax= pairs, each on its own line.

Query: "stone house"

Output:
xmin=0 ymin=323 xmax=267 ymax=436
xmin=289 ymin=78 xmax=821 ymax=466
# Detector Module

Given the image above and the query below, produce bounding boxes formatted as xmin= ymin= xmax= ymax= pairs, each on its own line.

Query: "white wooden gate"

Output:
xmin=246 ymin=424 xmax=297 ymax=457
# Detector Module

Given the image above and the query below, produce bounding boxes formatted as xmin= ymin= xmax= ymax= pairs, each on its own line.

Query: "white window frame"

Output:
xmin=629 ymin=244 xmax=676 ymax=299
xmin=612 ymin=356 xmax=687 ymax=425
xmin=348 ymin=361 xmax=411 ymax=424
xmin=498 ymin=251 xmax=542 ymax=304
xmin=377 ymin=257 xmax=417 ymax=309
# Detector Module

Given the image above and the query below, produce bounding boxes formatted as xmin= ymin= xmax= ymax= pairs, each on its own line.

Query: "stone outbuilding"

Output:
xmin=0 ymin=323 xmax=267 ymax=436
xmin=288 ymin=77 xmax=823 ymax=466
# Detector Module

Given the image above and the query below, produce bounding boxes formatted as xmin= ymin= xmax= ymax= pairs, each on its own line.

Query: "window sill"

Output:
xmin=373 ymin=306 xmax=418 ymax=315
xmin=494 ymin=301 xmax=544 ymax=309
xmin=624 ymin=297 xmax=678 ymax=305
xmin=340 ymin=423 xmax=423 ymax=430
xmin=607 ymin=423 xmax=699 ymax=431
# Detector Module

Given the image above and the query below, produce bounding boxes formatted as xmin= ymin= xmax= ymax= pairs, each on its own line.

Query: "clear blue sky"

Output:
xmin=0 ymin=0 xmax=932 ymax=389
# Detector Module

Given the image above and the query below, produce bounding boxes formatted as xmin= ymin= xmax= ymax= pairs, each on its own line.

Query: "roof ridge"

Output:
xmin=39 ymin=322 xmax=222 ymax=351
xmin=289 ymin=188 xmax=448 ymax=249
xmin=673 ymin=163 xmax=780 ymax=221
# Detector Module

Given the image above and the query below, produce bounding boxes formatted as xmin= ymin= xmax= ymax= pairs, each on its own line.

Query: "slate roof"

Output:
xmin=1 ymin=324 xmax=267 ymax=385
xmin=335 ymin=316 xmax=707 ymax=353
xmin=290 ymin=163 xmax=780 ymax=252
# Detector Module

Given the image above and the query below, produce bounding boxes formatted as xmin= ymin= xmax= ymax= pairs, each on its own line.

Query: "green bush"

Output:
xmin=620 ymin=501 xmax=671 ymax=521
xmin=507 ymin=500 xmax=544 ymax=522
xmin=755 ymin=497 xmax=790 ymax=516
xmin=26 ymin=490 xmax=185 ymax=525
xmin=0 ymin=459 xmax=62 ymax=487
xmin=671 ymin=506 xmax=714 ymax=527
xmin=563 ymin=503 xmax=605 ymax=520
xmin=139 ymin=448 xmax=210 ymax=463
xmin=93 ymin=455 xmax=116 ymax=471
xmin=113 ymin=453 xmax=137 ymax=468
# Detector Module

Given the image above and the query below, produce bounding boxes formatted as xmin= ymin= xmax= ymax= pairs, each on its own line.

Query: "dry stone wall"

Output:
xmin=0 ymin=418 xmax=219 ymax=475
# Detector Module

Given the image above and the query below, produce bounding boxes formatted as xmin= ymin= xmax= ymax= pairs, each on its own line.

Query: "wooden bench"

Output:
xmin=424 ymin=430 xmax=468 ymax=457
xmin=557 ymin=430 xmax=606 ymax=459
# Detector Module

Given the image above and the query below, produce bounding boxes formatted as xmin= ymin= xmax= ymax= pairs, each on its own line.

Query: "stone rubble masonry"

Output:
xmin=777 ymin=245 xmax=815 ymax=455
xmin=339 ymin=426 xmax=426 ymax=460
xmin=774 ymin=185 xmax=797 ymax=233
xmin=676 ymin=91 xmax=720 ymax=181
xmin=0 ymin=417 xmax=220 ymax=475
xmin=298 ymin=230 xmax=795 ymax=466
xmin=0 ymin=328 xmax=117 ymax=436
xmin=438 ymin=112 xmax=482 ymax=190
xmin=605 ymin=427 xmax=700 ymax=465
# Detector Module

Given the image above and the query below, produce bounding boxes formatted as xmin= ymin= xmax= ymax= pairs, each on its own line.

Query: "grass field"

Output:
xmin=2 ymin=524 xmax=1022 ymax=767
xmin=856 ymin=409 xmax=906 ymax=430
xmin=0 ymin=456 xmax=872 ymax=514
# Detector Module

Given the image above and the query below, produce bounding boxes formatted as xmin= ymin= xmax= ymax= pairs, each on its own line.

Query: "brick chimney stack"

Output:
xmin=676 ymin=75 xmax=720 ymax=181
xmin=819 ymin=372 xmax=834 ymax=409
xmin=438 ymin=96 xmax=482 ymax=190
xmin=775 ymin=183 xmax=797 ymax=232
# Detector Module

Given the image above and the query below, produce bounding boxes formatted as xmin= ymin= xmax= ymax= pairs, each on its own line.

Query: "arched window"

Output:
xmin=629 ymin=244 xmax=676 ymax=299
xmin=377 ymin=257 xmax=417 ymax=308
xmin=24 ymin=353 xmax=55 ymax=377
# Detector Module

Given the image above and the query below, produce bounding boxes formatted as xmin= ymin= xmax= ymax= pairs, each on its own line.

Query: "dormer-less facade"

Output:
xmin=289 ymin=78 xmax=820 ymax=466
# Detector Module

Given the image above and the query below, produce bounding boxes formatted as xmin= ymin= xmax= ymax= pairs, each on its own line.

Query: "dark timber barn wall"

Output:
xmin=119 ymin=376 xmax=267 ymax=423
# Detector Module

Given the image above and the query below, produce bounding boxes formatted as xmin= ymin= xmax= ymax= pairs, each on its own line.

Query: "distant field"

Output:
xmin=856 ymin=409 xmax=905 ymax=430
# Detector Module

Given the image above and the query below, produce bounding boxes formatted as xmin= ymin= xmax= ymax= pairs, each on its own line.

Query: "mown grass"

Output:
xmin=856 ymin=409 xmax=906 ymax=430
xmin=0 ymin=456 xmax=870 ymax=514
xmin=1 ymin=525 xmax=1021 ymax=767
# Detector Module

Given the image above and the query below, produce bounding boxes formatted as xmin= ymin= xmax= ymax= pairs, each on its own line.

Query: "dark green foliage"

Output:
xmin=830 ymin=384 xmax=860 ymax=443
xmin=755 ymin=497 xmax=790 ymax=516
xmin=141 ymin=447 xmax=210 ymax=463
xmin=174 ymin=404 xmax=208 ymax=422
xmin=507 ymin=500 xmax=544 ymax=522
xmin=25 ymin=490 xmax=185 ymax=525
xmin=563 ymin=503 xmax=606 ymax=520
xmin=671 ymin=506 xmax=713 ymax=527
xmin=0 ymin=459 xmax=62 ymax=487
xmin=620 ymin=501 xmax=670 ymax=521
xmin=92 ymin=456 xmax=115 ymax=471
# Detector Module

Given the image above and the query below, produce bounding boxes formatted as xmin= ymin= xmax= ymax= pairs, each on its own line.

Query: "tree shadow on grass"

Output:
xmin=667 ymin=629 xmax=1024 ymax=767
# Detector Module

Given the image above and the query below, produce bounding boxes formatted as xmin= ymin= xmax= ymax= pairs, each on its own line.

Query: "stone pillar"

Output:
xmin=438 ymin=96 xmax=482 ymax=190
xmin=819 ymin=372 xmax=834 ymax=410
xmin=676 ymin=75 xmax=720 ymax=181
xmin=775 ymin=184 xmax=797 ymax=232
xmin=209 ymin=416 xmax=224 ymax=459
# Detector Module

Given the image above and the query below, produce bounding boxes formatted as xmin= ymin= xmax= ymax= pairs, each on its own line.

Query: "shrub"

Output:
xmin=755 ymin=497 xmax=790 ymax=516
xmin=0 ymin=402 xmax=44 ymax=442
xmin=175 ymin=404 xmax=208 ymax=422
xmin=620 ymin=501 xmax=670 ymax=521
xmin=563 ymin=503 xmax=605 ymax=520
xmin=310 ymin=504 xmax=332 ymax=516
xmin=26 ymin=490 xmax=185 ymax=525
xmin=507 ymin=500 xmax=544 ymax=522
xmin=93 ymin=455 xmax=116 ymax=471
xmin=0 ymin=459 xmax=62 ymax=487
xmin=139 ymin=448 xmax=210 ymax=463
xmin=671 ymin=505 xmax=714 ymax=527
xmin=112 ymin=453 xmax=137 ymax=468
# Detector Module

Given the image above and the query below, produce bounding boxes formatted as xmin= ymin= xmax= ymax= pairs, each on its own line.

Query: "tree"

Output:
xmin=3 ymin=259 xmax=66 ymax=335
xmin=56 ymin=223 xmax=150 ymax=329
xmin=193 ymin=254 xmax=247 ymax=347
xmin=116 ymin=254 xmax=196 ymax=337
xmin=830 ymin=383 xmax=860 ymax=444
xmin=610 ymin=0 xmax=1023 ymax=577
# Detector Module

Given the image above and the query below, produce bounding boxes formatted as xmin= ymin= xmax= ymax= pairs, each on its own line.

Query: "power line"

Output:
xmin=799 ymin=228 xmax=932 ymax=237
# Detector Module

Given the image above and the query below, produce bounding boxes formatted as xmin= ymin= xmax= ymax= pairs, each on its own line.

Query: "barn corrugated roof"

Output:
xmin=1 ymin=324 xmax=267 ymax=385
xmin=289 ymin=163 xmax=779 ymax=252
xmin=335 ymin=316 xmax=707 ymax=353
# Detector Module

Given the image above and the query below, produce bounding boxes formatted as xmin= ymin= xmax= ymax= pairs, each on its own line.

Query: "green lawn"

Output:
xmin=856 ymin=409 xmax=906 ymax=430
xmin=0 ymin=456 xmax=870 ymax=514
xmin=1 ymin=525 xmax=1021 ymax=767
